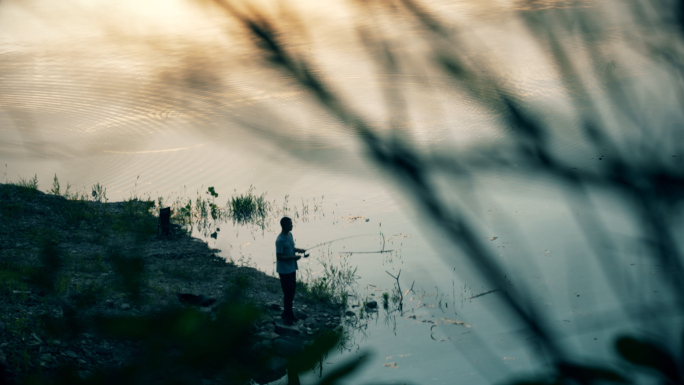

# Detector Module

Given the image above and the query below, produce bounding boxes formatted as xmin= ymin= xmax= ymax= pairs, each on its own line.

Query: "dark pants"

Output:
xmin=279 ymin=271 xmax=296 ymax=317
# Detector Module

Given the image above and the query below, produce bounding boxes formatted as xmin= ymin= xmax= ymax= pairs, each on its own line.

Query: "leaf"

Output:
xmin=557 ymin=362 xmax=629 ymax=383
xmin=616 ymin=336 xmax=680 ymax=382
xmin=504 ymin=378 xmax=562 ymax=385
xmin=289 ymin=330 xmax=341 ymax=374
xmin=207 ymin=186 xmax=218 ymax=198
xmin=318 ymin=351 xmax=371 ymax=385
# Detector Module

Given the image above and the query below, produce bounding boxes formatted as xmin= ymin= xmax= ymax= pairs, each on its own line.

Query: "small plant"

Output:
xmin=340 ymin=291 xmax=349 ymax=308
xmin=16 ymin=174 xmax=38 ymax=190
xmin=301 ymin=253 xmax=358 ymax=307
xmin=230 ymin=275 xmax=251 ymax=290
xmin=228 ymin=186 xmax=270 ymax=226
xmin=390 ymin=289 xmax=402 ymax=305
xmin=49 ymin=174 xmax=61 ymax=195
xmin=91 ymin=182 xmax=107 ymax=203
xmin=62 ymin=182 xmax=80 ymax=200
xmin=207 ymin=186 xmax=218 ymax=198
xmin=382 ymin=292 xmax=389 ymax=310
xmin=282 ymin=194 xmax=290 ymax=214
xmin=56 ymin=276 xmax=70 ymax=295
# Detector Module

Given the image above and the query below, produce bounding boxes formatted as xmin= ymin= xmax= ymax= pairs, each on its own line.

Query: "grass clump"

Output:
xmin=159 ymin=186 xmax=225 ymax=237
xmin=14 ymin=174 xmax=39 ymax=196
xmin=228 ymin=186 xmax=269 ymax=225
xmin=91 ymin=182 xmax=108 ymax=203
xmin=300 ymin=254 xmax=358 ymax=308
xmin=15 ymin=174 xmax=38 ymax=190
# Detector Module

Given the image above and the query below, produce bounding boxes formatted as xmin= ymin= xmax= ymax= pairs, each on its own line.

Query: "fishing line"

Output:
xmin=303 ymin=233 xmax=378 ymax=251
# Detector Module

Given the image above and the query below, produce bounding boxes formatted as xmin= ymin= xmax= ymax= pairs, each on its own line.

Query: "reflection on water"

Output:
xmin=3 ymin=0 xmax=684 ymax=384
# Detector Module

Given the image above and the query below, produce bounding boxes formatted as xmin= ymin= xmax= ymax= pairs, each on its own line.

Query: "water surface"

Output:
xmin=1 ymin=0 xmax=681 ymax=383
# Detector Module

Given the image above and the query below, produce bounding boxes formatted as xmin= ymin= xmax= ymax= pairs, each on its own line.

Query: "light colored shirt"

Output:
xmin=275 ymin=232 xmax=298 ymax=274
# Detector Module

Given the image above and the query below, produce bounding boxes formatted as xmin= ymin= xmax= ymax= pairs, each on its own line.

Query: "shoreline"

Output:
xmin=0 ymin=183 xmax=345 ymax=384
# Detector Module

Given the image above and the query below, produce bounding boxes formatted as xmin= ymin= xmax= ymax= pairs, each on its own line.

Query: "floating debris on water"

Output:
xmin=440 ymin=318 xmax=471 ymax=328
xmin=340 ymin=250 xmax=394 ymax=254
xmin=467 ymin=288 xmax=500 ymax=300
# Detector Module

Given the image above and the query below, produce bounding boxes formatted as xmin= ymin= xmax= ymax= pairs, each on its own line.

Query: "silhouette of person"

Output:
xmin=275 ymin=216 xmax=307 ymax=324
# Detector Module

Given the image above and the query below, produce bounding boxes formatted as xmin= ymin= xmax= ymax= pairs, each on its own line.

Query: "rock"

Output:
xmin=274 ymin=320 xmax=301 ymax=337
xmin=256 ymin=331 xmax=280 ymax=340
xmin=105 ymin=299 xmax=114 ymax=308
xmin=366 ymin=301 xmax=378 ymax=309
xmin=344 ymin=310 xmax=355 ymax=317
xmin=120 ymin=303 xmax=131 ymax=310
xmin=293 ymin=311 xmax=308 ymax=320
xmin=0 ymin=349 xmax=7 ymax=365
xmin=40 ymin=353 xmax=53 ymax=362
xmin=268 ymin=303 xmax=281 ymax=311
xmin=260 ymin=319 xmax=275 ymax=328
xmin=65 ymin=350 xmax=78 ymax=358
xmin=93 ymin=346 xmax=113 ymax=355
xmin=178 ymin=293 xmax=217 ymax=307
xmin=0 ymin=321 xmax=5 ymax=334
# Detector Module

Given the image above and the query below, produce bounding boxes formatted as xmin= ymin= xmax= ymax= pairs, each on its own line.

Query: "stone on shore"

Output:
xmin=274 ymin=320 xmax=301 ymax=337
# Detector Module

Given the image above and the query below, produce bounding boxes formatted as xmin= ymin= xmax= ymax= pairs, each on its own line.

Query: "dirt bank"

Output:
xmin=0 ymin=183 xmax=343 ymax=384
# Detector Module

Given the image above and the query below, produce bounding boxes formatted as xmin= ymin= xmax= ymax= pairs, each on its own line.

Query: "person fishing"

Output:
xmin=275 ymin=216 xmax=308 ymax=325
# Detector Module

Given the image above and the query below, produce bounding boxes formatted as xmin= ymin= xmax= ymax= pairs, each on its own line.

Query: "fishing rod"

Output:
xmin=302 ymin=233 xmax=378 ymax=252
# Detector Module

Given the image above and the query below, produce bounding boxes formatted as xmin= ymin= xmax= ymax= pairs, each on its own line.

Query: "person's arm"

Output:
xmin=294 ymin=247 xmax=306 ymax=253
xmin=276 ymin=252 xmax=301 ymax=261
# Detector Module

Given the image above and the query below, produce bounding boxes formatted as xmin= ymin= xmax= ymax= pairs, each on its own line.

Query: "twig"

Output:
xmin=404 ymin=280 xmax=416 ymax=296
xmin=385 ymin=269 xmax=403 ymax=314
xmin=467 ymin=288 xmax=500 ymax=300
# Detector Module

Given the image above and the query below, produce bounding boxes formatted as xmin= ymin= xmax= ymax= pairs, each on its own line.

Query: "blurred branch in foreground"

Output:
xmin=207 ymin=0 xmax=684 ymax=383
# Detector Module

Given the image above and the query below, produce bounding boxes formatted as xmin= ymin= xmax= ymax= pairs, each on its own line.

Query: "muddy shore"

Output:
xmin=0 ymin=183 xmax=344 ymax=384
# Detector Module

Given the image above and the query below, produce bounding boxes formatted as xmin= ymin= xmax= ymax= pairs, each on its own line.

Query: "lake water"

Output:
xmin=1 ymin=0 xmax=682 ymax=383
